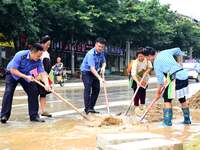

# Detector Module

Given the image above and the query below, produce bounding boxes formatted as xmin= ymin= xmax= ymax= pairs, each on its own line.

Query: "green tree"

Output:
xmin=172 ymin=18 xmax=200 ymax=57
xmin=0 ymin=0 xmax=39 ymax=41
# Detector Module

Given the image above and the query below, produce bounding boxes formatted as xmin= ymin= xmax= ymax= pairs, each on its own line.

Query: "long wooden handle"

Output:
xmin=140 ymin=83 xmax=169 ymax=121
xmin=139 ymin=97 xmax=158 ymax=121
xmin=33 ymin=79 xmax=90 ymax=121
xmin=103 ymin=83 xmax=110 ymax=114
xmin=124 ymin=75 xmax=147 ymax=116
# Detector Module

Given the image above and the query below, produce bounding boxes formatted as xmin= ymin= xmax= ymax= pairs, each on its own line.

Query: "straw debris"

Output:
xmin=100 ymin=116 xmax=123 ymax=126
xmin=188 ymin=90 xmax=200 ymax=109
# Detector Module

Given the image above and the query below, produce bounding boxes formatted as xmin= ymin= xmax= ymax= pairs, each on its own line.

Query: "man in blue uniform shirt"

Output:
xmin=0 ymin=43 xmax=51 ymax=123
xmin=145 ymin=47 xmax=191 ymax=126
xmin=80 ymin=37 xmax=106 ymax=114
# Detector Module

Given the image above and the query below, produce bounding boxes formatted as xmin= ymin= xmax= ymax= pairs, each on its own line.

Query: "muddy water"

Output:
xmin=1 ymin=113 xmax=200 ymax=150
xmin=0 ymin=119 xmax=95 ymax=150
xmin=1 ymin=85 xmax=200 ymax=149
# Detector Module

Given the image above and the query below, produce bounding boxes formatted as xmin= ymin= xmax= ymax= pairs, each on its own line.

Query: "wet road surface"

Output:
xmin=0 ymin=81 xmax=200 ymax=150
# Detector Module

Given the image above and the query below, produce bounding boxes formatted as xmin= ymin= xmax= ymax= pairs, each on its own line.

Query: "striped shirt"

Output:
xmin=154 ymin=47 xmax=188 ymax=85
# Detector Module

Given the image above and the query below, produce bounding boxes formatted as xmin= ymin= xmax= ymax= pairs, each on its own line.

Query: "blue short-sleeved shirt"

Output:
xmin=154 ymin=47 xmax=188 ymax=85
xmin=7 ymin=50 xmax=44 ymax=80
xmin=80 ymin=48 xmax=106 ymax=72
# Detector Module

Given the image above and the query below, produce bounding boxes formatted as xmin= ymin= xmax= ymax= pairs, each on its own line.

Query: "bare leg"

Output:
xmin=164 ymin=102 xmax=172 ymax=108
xmin=40 ymin=97 xmax=46 ymax=113
xmin=40 ymin=97 xmax=52 ymax=117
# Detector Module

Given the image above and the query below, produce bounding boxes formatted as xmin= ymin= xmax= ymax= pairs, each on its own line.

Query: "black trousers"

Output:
xmin=1 ymin=72 xmax=40 ymax=120
xmin=131 ymin=80 xmax=146 ymax=106
xmin=82 ymin=71 xmax=100 ymax=112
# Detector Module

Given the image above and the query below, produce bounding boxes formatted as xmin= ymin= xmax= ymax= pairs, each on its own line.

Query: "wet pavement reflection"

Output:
xmin=0 ymin=85 xmax=200 ymax=150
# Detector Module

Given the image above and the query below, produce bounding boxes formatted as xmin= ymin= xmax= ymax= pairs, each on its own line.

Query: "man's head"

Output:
xmin=40 ymin=35 xmax=51 ymax=51
xmin=143 ymin=47 xmax=156 ymax=62
xmin=95 ymin=37 xmax=106 ymax=53
xmin=30 ymin=43 xmax=44 ymax=61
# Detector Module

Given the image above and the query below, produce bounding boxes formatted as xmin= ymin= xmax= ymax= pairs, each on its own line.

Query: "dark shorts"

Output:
xmin=37 ymin=81 xmax=51 ymax=97
xmin=175 ymin=79 xmax=188 ymax=90
xmin=163 ymin=78 xmax=188 ymax=101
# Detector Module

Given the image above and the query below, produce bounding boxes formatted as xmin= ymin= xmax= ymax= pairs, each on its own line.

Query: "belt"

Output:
xmin=170 ymin=68 xmax=183 ymax=80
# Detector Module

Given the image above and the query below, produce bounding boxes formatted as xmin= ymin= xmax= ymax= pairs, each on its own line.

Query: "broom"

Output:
xmin=33 ymin=79 xmax=90 ymax=121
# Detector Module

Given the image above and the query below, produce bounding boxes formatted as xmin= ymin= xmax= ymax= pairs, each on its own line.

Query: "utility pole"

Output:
xmin=189 ymin=47 xmax=193 ymax=60
xmin=71 ymin=35 xmax=75 ymax=75
xmin=125 ymin=41 xmax=131 ymax=66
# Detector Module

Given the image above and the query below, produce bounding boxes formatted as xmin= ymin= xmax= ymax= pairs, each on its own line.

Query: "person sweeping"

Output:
xmin=80 ymin=37 xmax=106 ymax=115
xmin=145 ymin=47 xmax=191 ymax=126
xmin=0 ymin=43 xmax=51 ymax=123
xmin=130 ymin=49 xmax=152 ymax=115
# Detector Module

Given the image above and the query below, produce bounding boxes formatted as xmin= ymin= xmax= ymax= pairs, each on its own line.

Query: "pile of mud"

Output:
xmin=86 ymin=115 xmax=124 ymax=127
xmin=188 ymin=90 xmax=200 ymax=109
xmin=86 ymin=102 xmax=184 ymax=128
xmin=100 ymin=116 xmax=123 ymax=126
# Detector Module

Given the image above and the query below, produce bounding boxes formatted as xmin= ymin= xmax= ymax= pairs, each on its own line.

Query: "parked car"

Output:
xmin=183 ymin=63 xmax=200 ymax=82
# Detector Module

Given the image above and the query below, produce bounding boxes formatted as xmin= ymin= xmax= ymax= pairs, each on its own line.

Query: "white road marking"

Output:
xmin=0 ymin=82 xmax=199 ymax=118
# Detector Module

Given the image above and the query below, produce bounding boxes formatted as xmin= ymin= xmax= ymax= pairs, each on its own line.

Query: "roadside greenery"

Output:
xmin=0 ymin=0 xmax=200 ymax=57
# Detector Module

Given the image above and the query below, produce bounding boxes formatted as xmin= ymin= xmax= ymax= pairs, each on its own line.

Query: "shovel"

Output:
xmin=140 ymin=82 xmax=169 ymax=122
xmin=124 ymin=75 xmax=147 ymax=116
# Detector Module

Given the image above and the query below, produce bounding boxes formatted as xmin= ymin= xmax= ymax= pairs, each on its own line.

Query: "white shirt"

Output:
xmin=41 ymin=51 xmax=50 ymax=61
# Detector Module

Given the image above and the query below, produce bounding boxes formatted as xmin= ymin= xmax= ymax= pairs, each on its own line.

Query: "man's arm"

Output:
xmin=37 ymin=63 xmax=51 ymax=90
xmin=90 ymin=66 xmax=104 ymax=82
xmin=87 ymin=53 xmax=105 ymax=82
xmin=100 ymin=62 xmax=106 ymax=78
xmin=153 ymin=61 xmax=165 ymax=100
xmin=10 ymin=68 xmax=33 ymax=81
xmin=176 ymin=55 xmax=183 ymax=66
xmin=168 ymin=47 xmax=184 ymax=66
xmin=40 ymin=72 xmax=51 ymax=88
xmin=154 ymin=84 xmax=164 ymax=100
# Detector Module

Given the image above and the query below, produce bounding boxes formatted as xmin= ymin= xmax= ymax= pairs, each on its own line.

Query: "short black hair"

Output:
xmin=143 ymin=46 xmax=156 ymax=56
xmin=138 ymin=47 xmax=145 ymax=51
xmin=31 ymin=43 xmax=43 ymax=52
xmin=40 ymin=35 xmax=51 ymax=44
xmin=136 ymin=50 xmax=145 ymax=57
xmin=95 ymin=37 xmax=106 ymax=45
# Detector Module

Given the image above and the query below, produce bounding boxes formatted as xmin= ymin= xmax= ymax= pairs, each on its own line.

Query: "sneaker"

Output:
xmin=1 ymin=116 xmax=8 ymax=124
xmin=85 ymin=109 xmax=100 ymax=114
xmin=89 ymin=109 xmax=100 ymax=114
xmin=139 ymin=105 xmax=146 ymax=111
xmin=30 ymin=116 xmax=45 ymax=122
xmin=41 ymin=112 xmax=52 ymax=117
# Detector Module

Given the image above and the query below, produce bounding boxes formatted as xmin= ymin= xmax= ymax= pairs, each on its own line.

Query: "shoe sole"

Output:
xmin=1 ymin=120 xmax=7 ymax=124
xmin=41 ymin=115 xmax=52 ymax=117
